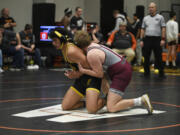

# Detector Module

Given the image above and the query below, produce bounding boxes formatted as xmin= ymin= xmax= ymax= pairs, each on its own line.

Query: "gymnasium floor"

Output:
xmin=0 ymin=69 xmax=180 ymax=135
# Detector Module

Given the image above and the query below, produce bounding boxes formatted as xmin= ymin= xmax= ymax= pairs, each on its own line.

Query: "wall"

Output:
xmin=0 ymin=0 xmax=33 ymax=32
xmin=84 ymin=0 xmax=100 ymax=25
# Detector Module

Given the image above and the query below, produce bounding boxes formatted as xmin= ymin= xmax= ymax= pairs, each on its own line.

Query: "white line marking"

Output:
xmin=13 ymin=104 xmax=166 ymax=123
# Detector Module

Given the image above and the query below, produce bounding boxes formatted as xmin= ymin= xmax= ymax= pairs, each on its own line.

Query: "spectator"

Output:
xmin=166 ymin=11 xmax=179 ymax=68
xmin=132 ymin=13 xmax=142 ymax=66
xmin=0 ymin=8 xmax=16 ymax=31
xmin=19 ymin=24 xmax=41 ymax=67
xmin=89 ymin=23 xmax=104 ymax=44
xmin=108 ymin=10 xmax=126 ymax=35
xmin=122 ymin=12 xmax=134 ymax=33
xmin=70 ymin=7 xmax=85 ymax=30
xmin=0 ymin=25 xmax=24 ymax=71
xmin=59 ymin=8 xmax=72 ymax=30
xmin=68 ymin=24 xmax=77 ymax=40
xmin=131 ymin=13 xmax=141 ymax=38
xmin=107 ymin=21 xmax=136 ymax=63
xmin=140 ymin=2 xmax=166 ymax=78
xmin=0 ymin=31 xmax=3 ymax=73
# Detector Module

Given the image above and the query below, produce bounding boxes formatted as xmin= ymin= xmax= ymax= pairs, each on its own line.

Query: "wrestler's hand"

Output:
xmin=64 ymin=70 xmax=81 ymax=79
xmin=78 ymin=63 xmax=85 ymax=73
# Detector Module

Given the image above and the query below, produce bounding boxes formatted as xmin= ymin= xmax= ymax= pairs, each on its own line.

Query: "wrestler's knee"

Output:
xmin=62 ymin=100 xmax=72 ymax=110
xmin=86 ymin=104 xmax=98 ymax=114
xmin=107 ymin=99 xmax=118 ymax=113
xmin=107 ymin=104 xmax=116 ymax=113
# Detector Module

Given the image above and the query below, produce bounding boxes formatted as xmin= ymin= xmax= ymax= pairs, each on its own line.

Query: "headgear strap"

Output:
xmin=54 ymin=31 xmax=63 ymax=38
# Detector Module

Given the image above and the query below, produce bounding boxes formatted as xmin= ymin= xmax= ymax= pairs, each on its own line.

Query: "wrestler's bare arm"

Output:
xmin=64 ymin=45 xmax=90 ymax=79
xmin=78 ymin=50 xmax=104 ymax=78
xmin=67 ymin=45 xmax=90 ymax=68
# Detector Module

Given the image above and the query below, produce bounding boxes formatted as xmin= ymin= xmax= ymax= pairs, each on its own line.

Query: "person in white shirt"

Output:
xmin=108 ymin=10 xmax=126 ymax=35
xmin=166 ymin=11 xmax=179 ymax=68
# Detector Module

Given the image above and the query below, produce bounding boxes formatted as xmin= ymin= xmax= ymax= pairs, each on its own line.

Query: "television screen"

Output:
xmin=40 ymin=26 xmax=64 ymax=42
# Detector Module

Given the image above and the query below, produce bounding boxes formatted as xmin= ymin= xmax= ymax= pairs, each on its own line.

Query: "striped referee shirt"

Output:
xmin=142 ymin=14 xmax=166 ymax=37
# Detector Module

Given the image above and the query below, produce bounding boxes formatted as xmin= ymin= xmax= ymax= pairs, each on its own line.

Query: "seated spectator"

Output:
xmin=0 ymin=25 xmax=24 ymax=71
xmin=88 ymin=23 xmax=104 ymax=44
xmin=59 ymin=8 xmax=72 ymax=30
xmin=0 ymin=8 xmax=16 ymax=31
xmin=107 ymin=21 xmax=136 ymax=63
xmin=19 ymin=24 xmax=41 ymax=67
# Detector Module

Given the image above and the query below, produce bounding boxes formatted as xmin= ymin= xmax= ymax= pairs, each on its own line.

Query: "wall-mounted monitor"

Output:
xmin=40 ymin=26 xmax=64 ymax=42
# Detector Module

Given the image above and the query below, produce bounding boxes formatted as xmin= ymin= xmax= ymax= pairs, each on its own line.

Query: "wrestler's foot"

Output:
xmin=141 ymin=94 xmax=153 ymax=115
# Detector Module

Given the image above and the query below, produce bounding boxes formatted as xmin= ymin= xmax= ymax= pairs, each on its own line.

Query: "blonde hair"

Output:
xmin=74 ymin=30 xmax=92 ymax=49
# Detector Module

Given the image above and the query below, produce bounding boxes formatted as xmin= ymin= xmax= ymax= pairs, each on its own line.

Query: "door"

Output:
xmin=100 ymin=0 xmax=124 ymax=40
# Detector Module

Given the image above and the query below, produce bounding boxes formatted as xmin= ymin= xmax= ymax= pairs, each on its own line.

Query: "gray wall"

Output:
xmin=84 ymin=0 xmax=100 ymax=25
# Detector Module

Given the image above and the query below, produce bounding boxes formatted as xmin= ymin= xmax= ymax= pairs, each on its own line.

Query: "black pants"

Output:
xmin=143 ymin=36 xmax=164 ymax=75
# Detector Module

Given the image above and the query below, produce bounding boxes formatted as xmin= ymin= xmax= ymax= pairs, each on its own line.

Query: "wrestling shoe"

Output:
xmin=141 ymin=94 xmax=153 ymax=114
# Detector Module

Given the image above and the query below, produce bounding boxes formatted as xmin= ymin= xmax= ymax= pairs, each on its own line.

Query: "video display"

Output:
xmin=40 ymin=26 xmax=64 ymax=42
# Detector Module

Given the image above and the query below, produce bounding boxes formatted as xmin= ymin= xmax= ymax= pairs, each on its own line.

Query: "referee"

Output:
xmin=140 ymin=2 xmax=166 ymax=78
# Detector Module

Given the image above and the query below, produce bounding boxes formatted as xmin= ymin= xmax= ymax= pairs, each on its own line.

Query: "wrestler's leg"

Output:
xmin=107 ymin=91 xmax=153 ymax=114
xmin=101 ymin=75 xmax=110 ymax=95
xmin=62 ymin=86 xmax=84 ymax=110
xmin=106 ymin=91 xmax=134 ymax=113
xmin=86 ymin=89 xmax=106 ymax=114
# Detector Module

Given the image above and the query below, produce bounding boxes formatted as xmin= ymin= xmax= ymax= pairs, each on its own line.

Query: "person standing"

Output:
xmin=108 ymin=10 xmax=126 ymax=35
xmin=132 ymin=13 xmax=142 ymax=66
xmin=59 ymin=8 xmax=72 ymax=30
xmin=166 ymin=11 xmax=179 ymax=68
xmin=140 ymin=2 xmax=166 ymax=78
xmin=70 ymin=7 xmax=85 ymax=30
xmin=0 ymin=8 xmax=16 ymax=31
